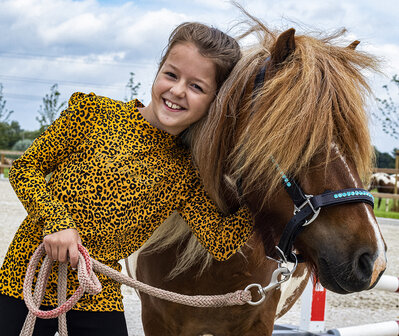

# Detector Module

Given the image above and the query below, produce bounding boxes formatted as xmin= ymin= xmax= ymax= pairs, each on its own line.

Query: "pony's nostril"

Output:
xmin=357 ymin=252 xmax=373 ymax=280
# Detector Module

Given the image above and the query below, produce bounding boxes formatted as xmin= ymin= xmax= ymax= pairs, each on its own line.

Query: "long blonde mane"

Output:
xmin=189 ymin=20 xmax=378 ymax=210
xmin=138 ymin=212 xmax=214 ymax=280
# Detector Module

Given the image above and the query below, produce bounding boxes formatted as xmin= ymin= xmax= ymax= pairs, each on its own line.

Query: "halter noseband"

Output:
xmin=247 ymin=57 xmax=375 ymax=264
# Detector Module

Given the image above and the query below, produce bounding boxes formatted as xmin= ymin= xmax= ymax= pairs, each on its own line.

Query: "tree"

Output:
xmin=23 ymin=129 xmax=43 ymax=141
xmin=374 ymin=75 xmax=399 ymax=140
xmin=0 ymin=83 xmax=13 ymax=122
xmin=124 ymin=72 xmax=141 ymax=101
xmin=0 ymin=120 xmax=22 ymax=149
xmin=36 ymin=84 xmax=66 ymax=130
xmin=374 ymin=146 xmax=395 ymax=168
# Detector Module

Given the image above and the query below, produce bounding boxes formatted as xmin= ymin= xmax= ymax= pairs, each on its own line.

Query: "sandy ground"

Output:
xmin=0 ymin=179 xmax=398 ymax=335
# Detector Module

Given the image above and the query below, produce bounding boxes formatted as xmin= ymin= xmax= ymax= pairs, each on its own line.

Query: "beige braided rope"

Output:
xmin=57 ymin=263 xmax=68 ymax=336
xmin=92 ymin=257 xmax=252 ymax=307
xmin=20 ymin=244 xmax=253 ymax=335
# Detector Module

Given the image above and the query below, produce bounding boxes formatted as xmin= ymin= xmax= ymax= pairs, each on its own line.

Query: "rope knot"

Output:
xmin=76 ymin=245 xmax=102 ymax=296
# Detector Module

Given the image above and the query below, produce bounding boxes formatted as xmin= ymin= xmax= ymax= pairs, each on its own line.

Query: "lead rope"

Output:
xmin=20 ymin=243 xmax=253 ymax=336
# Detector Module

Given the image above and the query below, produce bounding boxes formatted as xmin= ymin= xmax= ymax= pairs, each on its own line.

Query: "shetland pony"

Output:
xmin=128 ymin=18 xmax=386 ymax=336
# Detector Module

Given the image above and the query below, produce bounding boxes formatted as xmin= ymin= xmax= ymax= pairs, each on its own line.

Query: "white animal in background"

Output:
xmin=368 ymin=173 xmax=399 ymax=210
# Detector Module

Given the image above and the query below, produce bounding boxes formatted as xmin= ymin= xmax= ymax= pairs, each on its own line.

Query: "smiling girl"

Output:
xmin=142 ymin=41 xmax=217 ymax=134
xmin=0 ymin=22 xmax=254 ymax=335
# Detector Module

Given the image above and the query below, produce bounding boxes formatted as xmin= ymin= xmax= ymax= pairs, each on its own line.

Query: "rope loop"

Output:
xmin=23 ymin=243 xmax=102 ymax=319
xmin=21 ymin=243 xmax=257 ymax=335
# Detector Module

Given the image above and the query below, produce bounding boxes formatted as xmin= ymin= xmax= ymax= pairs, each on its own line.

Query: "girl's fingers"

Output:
xmin=42 ymin=228 xmax=81 ymax=266
xmin=58 ymin=245 xmax=68 ymax=264
xmin=68 ymin=244 xmax=79 ymax=269
xmin=44 ymin=242 xmax=79 ymax=268
xmin=51 ymin=246 xmax=59 ymax=262
xmin=44 ymin=244 xmax=52 ymax=261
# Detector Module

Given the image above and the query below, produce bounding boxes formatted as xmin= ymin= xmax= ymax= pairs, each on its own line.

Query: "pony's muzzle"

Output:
xmin=353 ymin=248 xmax=386 ymax=291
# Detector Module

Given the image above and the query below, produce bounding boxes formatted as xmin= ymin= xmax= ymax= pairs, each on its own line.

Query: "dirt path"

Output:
xmin=1 ymin=179 xmax=398 ymax=335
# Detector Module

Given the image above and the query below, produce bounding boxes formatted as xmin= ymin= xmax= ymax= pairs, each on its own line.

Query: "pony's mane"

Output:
xmin=188 ymin=22 xmax=378 ymax=209
xmin=139 ymin=212 xmax=215 ymax=279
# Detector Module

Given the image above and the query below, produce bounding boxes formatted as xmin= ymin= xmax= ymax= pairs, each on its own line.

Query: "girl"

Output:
xmin=0 ymin=22 xmax=254 ymax=335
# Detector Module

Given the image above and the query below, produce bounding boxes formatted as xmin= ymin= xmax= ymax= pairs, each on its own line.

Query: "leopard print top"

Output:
xmin=0 ymin=92 xmax=253 ymax=312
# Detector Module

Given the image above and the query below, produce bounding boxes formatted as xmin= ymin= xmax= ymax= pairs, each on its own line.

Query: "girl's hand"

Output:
xmin=43 ymin=228 xmax=82 ymax=269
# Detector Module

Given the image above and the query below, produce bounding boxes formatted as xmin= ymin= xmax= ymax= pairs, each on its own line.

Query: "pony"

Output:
xmin=127 ymin=16 xmax=387 ymax=336
xmin=368 ymin=172 xmax=399 ymax=210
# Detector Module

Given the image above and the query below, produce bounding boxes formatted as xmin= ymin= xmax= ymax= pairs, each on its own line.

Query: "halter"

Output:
xmin=249 ymin=57 xmax=375 ymax=264
xmin=275 ymin=175 xmax=374 ymax=263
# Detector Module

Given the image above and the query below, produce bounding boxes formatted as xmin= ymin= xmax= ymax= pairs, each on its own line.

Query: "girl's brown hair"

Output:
xmin=158 ymin=22 xmax=241 ymax=91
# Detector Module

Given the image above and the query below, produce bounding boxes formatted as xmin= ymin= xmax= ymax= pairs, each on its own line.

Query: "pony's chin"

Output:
xmin=319 ymin=275 xmax=351 ymax=294
xmin=317 ymin=258 xmax=360 ymax=294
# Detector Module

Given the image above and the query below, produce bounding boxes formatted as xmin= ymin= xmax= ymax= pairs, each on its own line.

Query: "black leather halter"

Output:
xmin=246 ymin=58 xmax=375 ymax=263
xmin=276 ymin=175 xmax=374 ymax=263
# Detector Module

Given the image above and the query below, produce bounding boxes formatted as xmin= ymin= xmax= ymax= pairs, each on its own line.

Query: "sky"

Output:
xmin=0 ymin=0 xmax=398 ymax=153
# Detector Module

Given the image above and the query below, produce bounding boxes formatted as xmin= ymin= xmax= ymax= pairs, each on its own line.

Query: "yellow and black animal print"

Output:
xmin=0 ymin=92 xmax=253 ymax=312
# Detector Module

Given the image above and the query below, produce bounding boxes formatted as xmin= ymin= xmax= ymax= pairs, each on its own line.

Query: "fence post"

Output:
xmin=299 ymin=276 xmax=326 ymax=333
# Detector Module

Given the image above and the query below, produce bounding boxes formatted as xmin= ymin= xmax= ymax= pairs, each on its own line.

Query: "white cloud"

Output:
xmin=0 ymin=0 xmax=189 ymax=57
xmin=192 ymin=0 xmax=230 ymax=10
xmin=116 ymin=8 xmax=189 ymax=51
xmin=0 ymin=0 xmax=398 ymax=154
xmin=366 ymin=44 xmax=399 ymax=76
xmin=39 ymin=12 xmax=104 ymax=45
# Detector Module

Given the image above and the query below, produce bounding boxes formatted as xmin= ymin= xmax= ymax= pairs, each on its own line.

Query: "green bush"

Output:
xmin=12 ymin=139 xmax=33 ymax=152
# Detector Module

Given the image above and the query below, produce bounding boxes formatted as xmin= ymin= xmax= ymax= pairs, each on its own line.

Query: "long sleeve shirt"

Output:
xmin=0 ymin=92 xmax=253 ymax=311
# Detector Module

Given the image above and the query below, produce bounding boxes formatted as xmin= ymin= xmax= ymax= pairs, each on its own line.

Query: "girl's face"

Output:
xmin=141 ymin=42 xmax=217 ymax=135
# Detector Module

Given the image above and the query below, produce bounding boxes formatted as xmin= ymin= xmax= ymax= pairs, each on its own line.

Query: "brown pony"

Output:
xmin=128 ymin=17 xmax=387 ymax=336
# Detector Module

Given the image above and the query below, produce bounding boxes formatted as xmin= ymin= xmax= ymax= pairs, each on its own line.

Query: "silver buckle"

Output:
xmin=294 ymin=194 xmax=321 ymax=226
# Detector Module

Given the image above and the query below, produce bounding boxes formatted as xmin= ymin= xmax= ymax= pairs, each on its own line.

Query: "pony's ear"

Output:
xmin=271 ymin=28 xmax=296 ymax=65
xmin=347 ymin=40 xmax=360 ymax=49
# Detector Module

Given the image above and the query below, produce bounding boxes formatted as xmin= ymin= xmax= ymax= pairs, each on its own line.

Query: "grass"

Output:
xmin=2 ymin=168 xmax=9 ymax=178
xmin=373 ymin=197 xmax=399 ymax=219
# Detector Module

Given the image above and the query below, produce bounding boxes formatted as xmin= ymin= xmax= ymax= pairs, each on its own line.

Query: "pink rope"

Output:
xmin=20 ymin=243 xmax=252 ymax=335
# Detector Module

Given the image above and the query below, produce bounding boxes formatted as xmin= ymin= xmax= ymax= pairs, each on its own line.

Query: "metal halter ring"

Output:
xmin=293 ymin=194 xmax=321 ymax=226
xmin=244 ymin=255 xmax=298 ymax=306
